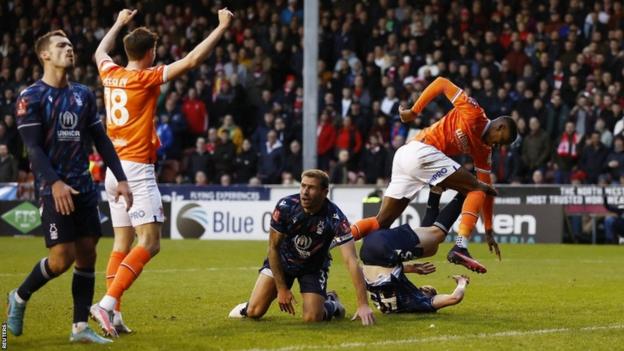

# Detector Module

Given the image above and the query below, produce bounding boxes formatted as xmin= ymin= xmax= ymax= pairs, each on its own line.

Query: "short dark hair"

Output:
xmin=499 ymin=115 xmax=518 ymax=144
xmin=123 ymin=27 xmax=158 ymax=61
xmin=301 ymin=169 xmax=329 ymax=189
xmin=34 ymin=30 xmax=68 ymax=64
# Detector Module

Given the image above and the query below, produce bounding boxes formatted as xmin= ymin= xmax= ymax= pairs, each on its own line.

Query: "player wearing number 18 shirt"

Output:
xmin=89 ymin=8 xmax=234 ymax=337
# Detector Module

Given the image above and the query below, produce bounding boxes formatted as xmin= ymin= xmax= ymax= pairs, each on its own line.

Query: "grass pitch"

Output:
xmin=1 ymin=237 xmax=623 ymax=351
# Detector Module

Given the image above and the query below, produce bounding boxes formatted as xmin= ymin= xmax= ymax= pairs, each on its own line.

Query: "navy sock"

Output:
xmin=72 ymin=267 xmax=95 ymax=323
xmin=323 ymin=300 xmax=337 ymax=321
xmin=421 ymin=191 xmax=442 ymax=227
xmin=17 ymin=258 xmax=58 ymax=301
xmin=434 ymin=192 xmax=466 ymax=234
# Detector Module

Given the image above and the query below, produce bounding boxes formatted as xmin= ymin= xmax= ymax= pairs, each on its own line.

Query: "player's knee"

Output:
xmin=146 ymin=242 xmax=160 ymax=257
xmin=47 ymin=255 xmax=74 ymax=274
xmin=245 ymin=304 xmax=266 ymax=319
xmin=302 ymin=310 xmax=324 ymax=323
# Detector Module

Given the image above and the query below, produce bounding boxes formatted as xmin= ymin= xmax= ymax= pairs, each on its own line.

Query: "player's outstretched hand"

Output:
xmin=485 ymin=229 xmax=501 ymax=261
xmin=218 ymin=8 xmax=234 ymax=28
xmin=115 ymin=180 xmax=134 ymax=211
xmin=409 ymin=262 xmax=436 ymax=275
xmin=116 ymin=9 xmax=138 ymax=26
xmin=52 ymin=180 xmax=79 ymax=215
xmin=451 ymin=274 xmax=470 ymax=285
xmin=351 ymin=305 xmax=375 ymax=326
xmin=277 ymin=288 xmax=296 ymax=315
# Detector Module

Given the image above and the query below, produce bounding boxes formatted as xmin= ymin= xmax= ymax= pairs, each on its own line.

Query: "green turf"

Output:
xmin=1 ymin=237 xmax=623 ymax=350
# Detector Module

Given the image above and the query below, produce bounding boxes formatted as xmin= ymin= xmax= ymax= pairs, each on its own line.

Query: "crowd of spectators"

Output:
xmin=0 ymin=0 xmax=624 ymax=189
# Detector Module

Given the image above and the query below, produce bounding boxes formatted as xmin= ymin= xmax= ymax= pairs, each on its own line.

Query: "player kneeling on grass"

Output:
xmin=360 ymin=188 xmax=483 ymax=313
xmin=229 ymin=170 xmax=375 ymax=325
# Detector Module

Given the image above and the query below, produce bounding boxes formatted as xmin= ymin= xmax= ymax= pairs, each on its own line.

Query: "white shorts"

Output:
xmin=384 ymin=141 xmax=460 ymax=200
xmin=105 ymin=160 xmax=164 ymax=227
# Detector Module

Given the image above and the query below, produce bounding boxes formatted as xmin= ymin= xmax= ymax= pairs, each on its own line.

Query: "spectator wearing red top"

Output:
xmin=335 ymin=116 xmax=363 ymax=166
xmin=182 ymin=87 xmax=208 ymax=137
xmin=317 ymin=110 xmax=336 ymax=172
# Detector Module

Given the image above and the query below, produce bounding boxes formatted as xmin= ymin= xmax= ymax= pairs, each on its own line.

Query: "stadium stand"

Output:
xmin=0 ymin=0 xmax=623 ymax=187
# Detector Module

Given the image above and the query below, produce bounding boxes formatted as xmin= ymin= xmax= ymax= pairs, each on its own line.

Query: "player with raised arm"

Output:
xmin=89 ymin=8 xmax=233 ymax=336
xmin=5 ymin=30 xmax=132 ymax=344
xmin=351 ymin=77 xmax=516 ymax=273
xmin=228 ymin=170 xmax=375 ymax=326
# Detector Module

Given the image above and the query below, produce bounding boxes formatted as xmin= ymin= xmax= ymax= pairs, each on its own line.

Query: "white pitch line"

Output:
xmin=238 ymin=324 xmax=624 ymax=351
xmin=0 ymin=266 xmax=258 ymax=277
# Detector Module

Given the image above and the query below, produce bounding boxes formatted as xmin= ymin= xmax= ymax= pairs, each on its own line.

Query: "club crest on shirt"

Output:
xmin=16 ymin=98 xmax=27 ymax=117
xmin=73 ymin=92 xmax=83 ymax=106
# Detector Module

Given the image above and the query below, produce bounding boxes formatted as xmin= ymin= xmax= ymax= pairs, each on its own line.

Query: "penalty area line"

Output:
xmin=238 ymin=324 xmax=624 ymax=351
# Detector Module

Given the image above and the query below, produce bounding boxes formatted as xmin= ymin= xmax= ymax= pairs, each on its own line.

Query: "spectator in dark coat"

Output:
xmin=233 ymin=139 xmax=258 ymax=184
xmin=258 ymin=130 xmax=285 ymax=184
xmin=580 ymin=132 xmax=609 ymax=184
xmin=283 ymin=140 xmax=302 ymax=181
xmin=606 ymin=136 xmax=624 ymax=182
xmin=0 ymin=144 xmax=17 ymax=182
xmin=330 ymin=149 xmax=352 ymax=185
xmin=186 ymin=137 xmax=213 ymax=183
xmin=213 ymin=131 xmax=237 ymax=182
xmin=358 ymin=135 xmax=388 ymax=184
xmin=521 ymin=117 xmax=551 ymax=177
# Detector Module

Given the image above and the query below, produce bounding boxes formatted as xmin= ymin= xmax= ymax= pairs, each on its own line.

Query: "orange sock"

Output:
xmin=458 ymin=191 xmax=486 ymax=237
xmin=351 ymin=217 xmax=380 ymax=240
xmin=106 ymin=246 xmax=151 ymax=300
xmin=106 ymin=251 xmax=127 ymax=312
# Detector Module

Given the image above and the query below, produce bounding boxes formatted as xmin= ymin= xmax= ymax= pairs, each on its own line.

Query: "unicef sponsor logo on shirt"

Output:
xmin=57 ymin=111 xmax=80 ymax=141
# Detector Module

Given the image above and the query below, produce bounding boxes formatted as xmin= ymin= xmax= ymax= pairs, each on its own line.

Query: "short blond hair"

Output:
xmin=301 ymin=169 xmax=329 ymax=189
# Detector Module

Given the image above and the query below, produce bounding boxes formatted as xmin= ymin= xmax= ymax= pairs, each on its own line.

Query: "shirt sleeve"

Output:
xmin=270 ymin=198 xmax=291 ymax=234
xmin=16 ymin=90 xmax=60 ymax=184
xmin=136 ymin=65 xmax=169 ymax=87
xmin=411 ymin=77 xmax=463 ymax=115
xmin=16 ymin=90 xmax=41 ymax=128
xmin=332 ymin=208 xmax=354 ymax=247
xmin=85 ymin=90 xmax=102 ymax=128
xmin=98 ymin=58 xmax=119 ymax=76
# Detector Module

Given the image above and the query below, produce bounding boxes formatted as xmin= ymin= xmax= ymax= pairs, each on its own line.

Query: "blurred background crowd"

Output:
xmin=0 ymin=0 xmax=623 ymax=189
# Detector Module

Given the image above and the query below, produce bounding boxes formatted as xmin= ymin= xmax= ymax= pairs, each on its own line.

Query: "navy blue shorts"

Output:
xmin=368 ymin=270 xmax=436 ymax=314
xmin=260 ymin=259 xmax=329 ymax=297
xmin=40 ymin=191 xmax=102 ymax=248
xmin=360 ymin=224 xmax=423 ymax=267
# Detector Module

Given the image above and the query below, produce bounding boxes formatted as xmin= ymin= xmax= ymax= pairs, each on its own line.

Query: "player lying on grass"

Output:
xmin=351 ymin=77 xmax=517 ymax=274
xmin=360 ymin=188 xmax=474 ymax=313
xmin=229 ymin=169 xmax=375 ymax=325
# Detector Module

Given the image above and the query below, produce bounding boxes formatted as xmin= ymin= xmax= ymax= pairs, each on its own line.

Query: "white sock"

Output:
xmin=72 ymin=322 xmax=88 ymax=334
xmin=99 ymin=295 xmax=117 ymax=311
xmin=113 ymin=310 xmax=122 ymax=324
xmin=456 ymin=235 xmax=468 ymax=249
xmin=14 ymin=291 xmax=26 ymax=304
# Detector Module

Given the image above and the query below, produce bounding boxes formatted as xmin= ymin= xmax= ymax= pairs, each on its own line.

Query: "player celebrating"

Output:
xmin=229 ymin=170 xmax=375 ymax=326
xmin=351 ymin=77 xmax=516 ymax=273
xmin=361 ymin=189 xmax=472 ymax=313
xmin=6 ymin=30 xmax=131 ymax=344
xmin=89 ymin=8 xmax=233 ymax=336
